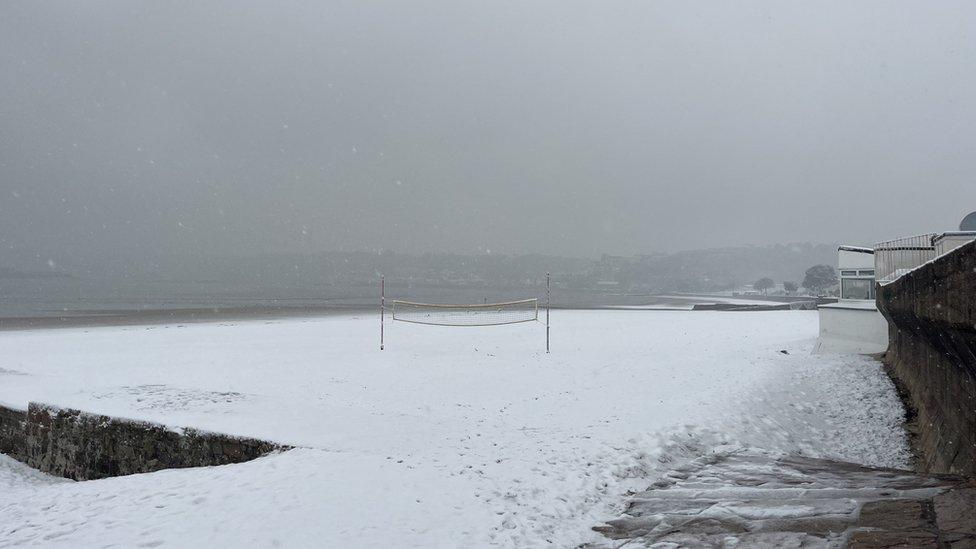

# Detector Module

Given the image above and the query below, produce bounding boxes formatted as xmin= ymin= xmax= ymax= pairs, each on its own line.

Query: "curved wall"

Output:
xmin=877 ymin=240 xmax=976 ymax=477
xmin=0 ymin=402 xmax=285 ymax=480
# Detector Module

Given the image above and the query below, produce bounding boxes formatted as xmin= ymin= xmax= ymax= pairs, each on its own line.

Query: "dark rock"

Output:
xmin=857 ymin=499 xmax=933 ymax=531
xmin=934 ymin=487 xmax=976 ymax=536
xmin=848 ymin=530 xmax=939 ymax=548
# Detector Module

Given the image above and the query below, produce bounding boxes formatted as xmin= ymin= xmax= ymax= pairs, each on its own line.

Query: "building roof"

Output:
xmin=932 ymin=231 xmax=976 ymax=244
xmin=838 ymin=245 xmax=874 ymax=254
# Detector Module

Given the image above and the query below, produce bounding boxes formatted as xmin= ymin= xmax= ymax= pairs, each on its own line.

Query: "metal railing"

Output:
xmin=874 ymin=234 xmax=937 ymax=284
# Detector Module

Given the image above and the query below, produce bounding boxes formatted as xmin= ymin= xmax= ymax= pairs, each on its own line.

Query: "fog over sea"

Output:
xmin=1 ymin=243 xmax=840 ymax=322
xmin=1 ymin=276 xmax=701 ymax=320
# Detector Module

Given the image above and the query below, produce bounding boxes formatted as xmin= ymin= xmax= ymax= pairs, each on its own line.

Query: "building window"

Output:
xmin=858 ymin=269 xmax=875 ymax=276
xmin=841 ymin=278 xmax=875 ymax=300
xmin=840 ymin=270 xmax=857 ymax=276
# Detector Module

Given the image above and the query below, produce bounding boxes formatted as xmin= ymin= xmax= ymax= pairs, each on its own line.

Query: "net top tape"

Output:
xmin=390 ymin=298 xmax=537 ymax=309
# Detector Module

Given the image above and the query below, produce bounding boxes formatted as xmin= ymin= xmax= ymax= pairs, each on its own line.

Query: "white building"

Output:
xmin=933 ymin=232 xmax=976 ymax=256
xmin=814 ymin=245 xmax=888 ymax=354
xmin=816 ymin=227 xmax=976 ymax=355
xmin=837 ymin=246 xmax=876 ymax=300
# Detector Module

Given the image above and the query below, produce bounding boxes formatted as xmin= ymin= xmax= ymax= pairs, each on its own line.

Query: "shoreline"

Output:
xmin=0 ymin=305 xmax=373 ymax=331
xmin=0 ymin=294 xmax=815 ymax=332
xmin=0 ymin=304 xmax=686 ymax=331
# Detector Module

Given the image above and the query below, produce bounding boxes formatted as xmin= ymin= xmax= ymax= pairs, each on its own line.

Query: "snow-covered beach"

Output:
xmin=0 ymin=310 xmax=909 ymax=547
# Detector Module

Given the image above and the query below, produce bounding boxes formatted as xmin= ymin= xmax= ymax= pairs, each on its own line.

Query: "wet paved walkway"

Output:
xmin=589 ymin=452 xmax=975 ymax=548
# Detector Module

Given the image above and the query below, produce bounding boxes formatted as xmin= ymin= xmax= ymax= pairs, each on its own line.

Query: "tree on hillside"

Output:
xmin=754 ymin=277 xmax=775 ymax=295
xmin=783 ymin=281 xmax=799 ymax=295
xmin=803 ymin=265 xmax=837 ymax=295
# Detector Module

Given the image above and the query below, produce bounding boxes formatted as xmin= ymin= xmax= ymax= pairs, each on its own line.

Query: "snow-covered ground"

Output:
xmin=0 ymin=310 xmax=909 ymax=548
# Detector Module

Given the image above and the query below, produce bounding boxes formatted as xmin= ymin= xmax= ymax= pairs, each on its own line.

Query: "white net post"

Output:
xmin=546 ymin=272 xmax=550 ymax=354
xmin=380 ymin=276 xmax=385 ymax=351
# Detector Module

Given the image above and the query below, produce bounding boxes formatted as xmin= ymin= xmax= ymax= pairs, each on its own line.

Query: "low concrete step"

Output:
xmin=589 ymin=452 xmax=975 ymax=548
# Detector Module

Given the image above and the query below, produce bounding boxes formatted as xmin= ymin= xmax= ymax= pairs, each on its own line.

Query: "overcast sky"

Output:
xmin=1 ymin=1 xmax=974 ymax=263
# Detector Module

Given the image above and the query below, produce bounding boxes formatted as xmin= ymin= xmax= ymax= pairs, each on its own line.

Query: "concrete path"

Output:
xmin=589 ymin=452 xmax=975 ymax=548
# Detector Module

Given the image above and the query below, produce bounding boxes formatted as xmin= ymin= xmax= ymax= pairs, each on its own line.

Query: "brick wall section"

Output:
xmin=0 ymin=402 xmax=286 ymax=480
xmin=877 ymin=239 xmax=976 ymax=477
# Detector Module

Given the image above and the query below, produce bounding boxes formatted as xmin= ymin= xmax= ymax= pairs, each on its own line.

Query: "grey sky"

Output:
xmin=1 ymin=1 xmax=974 ymax=264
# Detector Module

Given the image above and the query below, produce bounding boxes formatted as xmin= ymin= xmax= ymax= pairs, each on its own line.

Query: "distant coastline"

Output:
xmin=0 ymin=292 xmax=811 ymax=331
xmin=0 ymin=304 xmax=362 ymax=331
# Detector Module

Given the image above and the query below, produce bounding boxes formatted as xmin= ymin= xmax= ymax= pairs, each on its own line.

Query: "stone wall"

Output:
xmin=0 ymin=402 xmax=286 ymax=480
xmin=877 ymin=239 xmax=976 ymax=477
xmin=0 ymin=403 xmax=27 ymax=462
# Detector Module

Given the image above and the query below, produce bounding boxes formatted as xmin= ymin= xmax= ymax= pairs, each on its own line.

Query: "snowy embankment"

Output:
xmin=0 ymin=310 xmax=908 ymax=548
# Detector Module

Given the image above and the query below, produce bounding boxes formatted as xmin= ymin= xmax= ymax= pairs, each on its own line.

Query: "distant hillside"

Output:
xmin=0 ymin=243 xmax=838 ymax=294
xmin=606 ymin=243 xmax=838 ymax=293
xmin=0 ymin=267 xmax=73 ymax=280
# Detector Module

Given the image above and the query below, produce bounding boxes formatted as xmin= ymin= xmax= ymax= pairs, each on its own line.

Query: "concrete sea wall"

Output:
xmin=0 ymin=402 xmax=285 ymax=480
xmin=814 ymin=304 xmax=889 ymax=354
xmin=877 ymin=240 xmax=976 ymax=477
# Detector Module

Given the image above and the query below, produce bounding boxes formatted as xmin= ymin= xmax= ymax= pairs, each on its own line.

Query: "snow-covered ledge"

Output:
xmin=814 ymin=301 xmax=889 ymax=354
